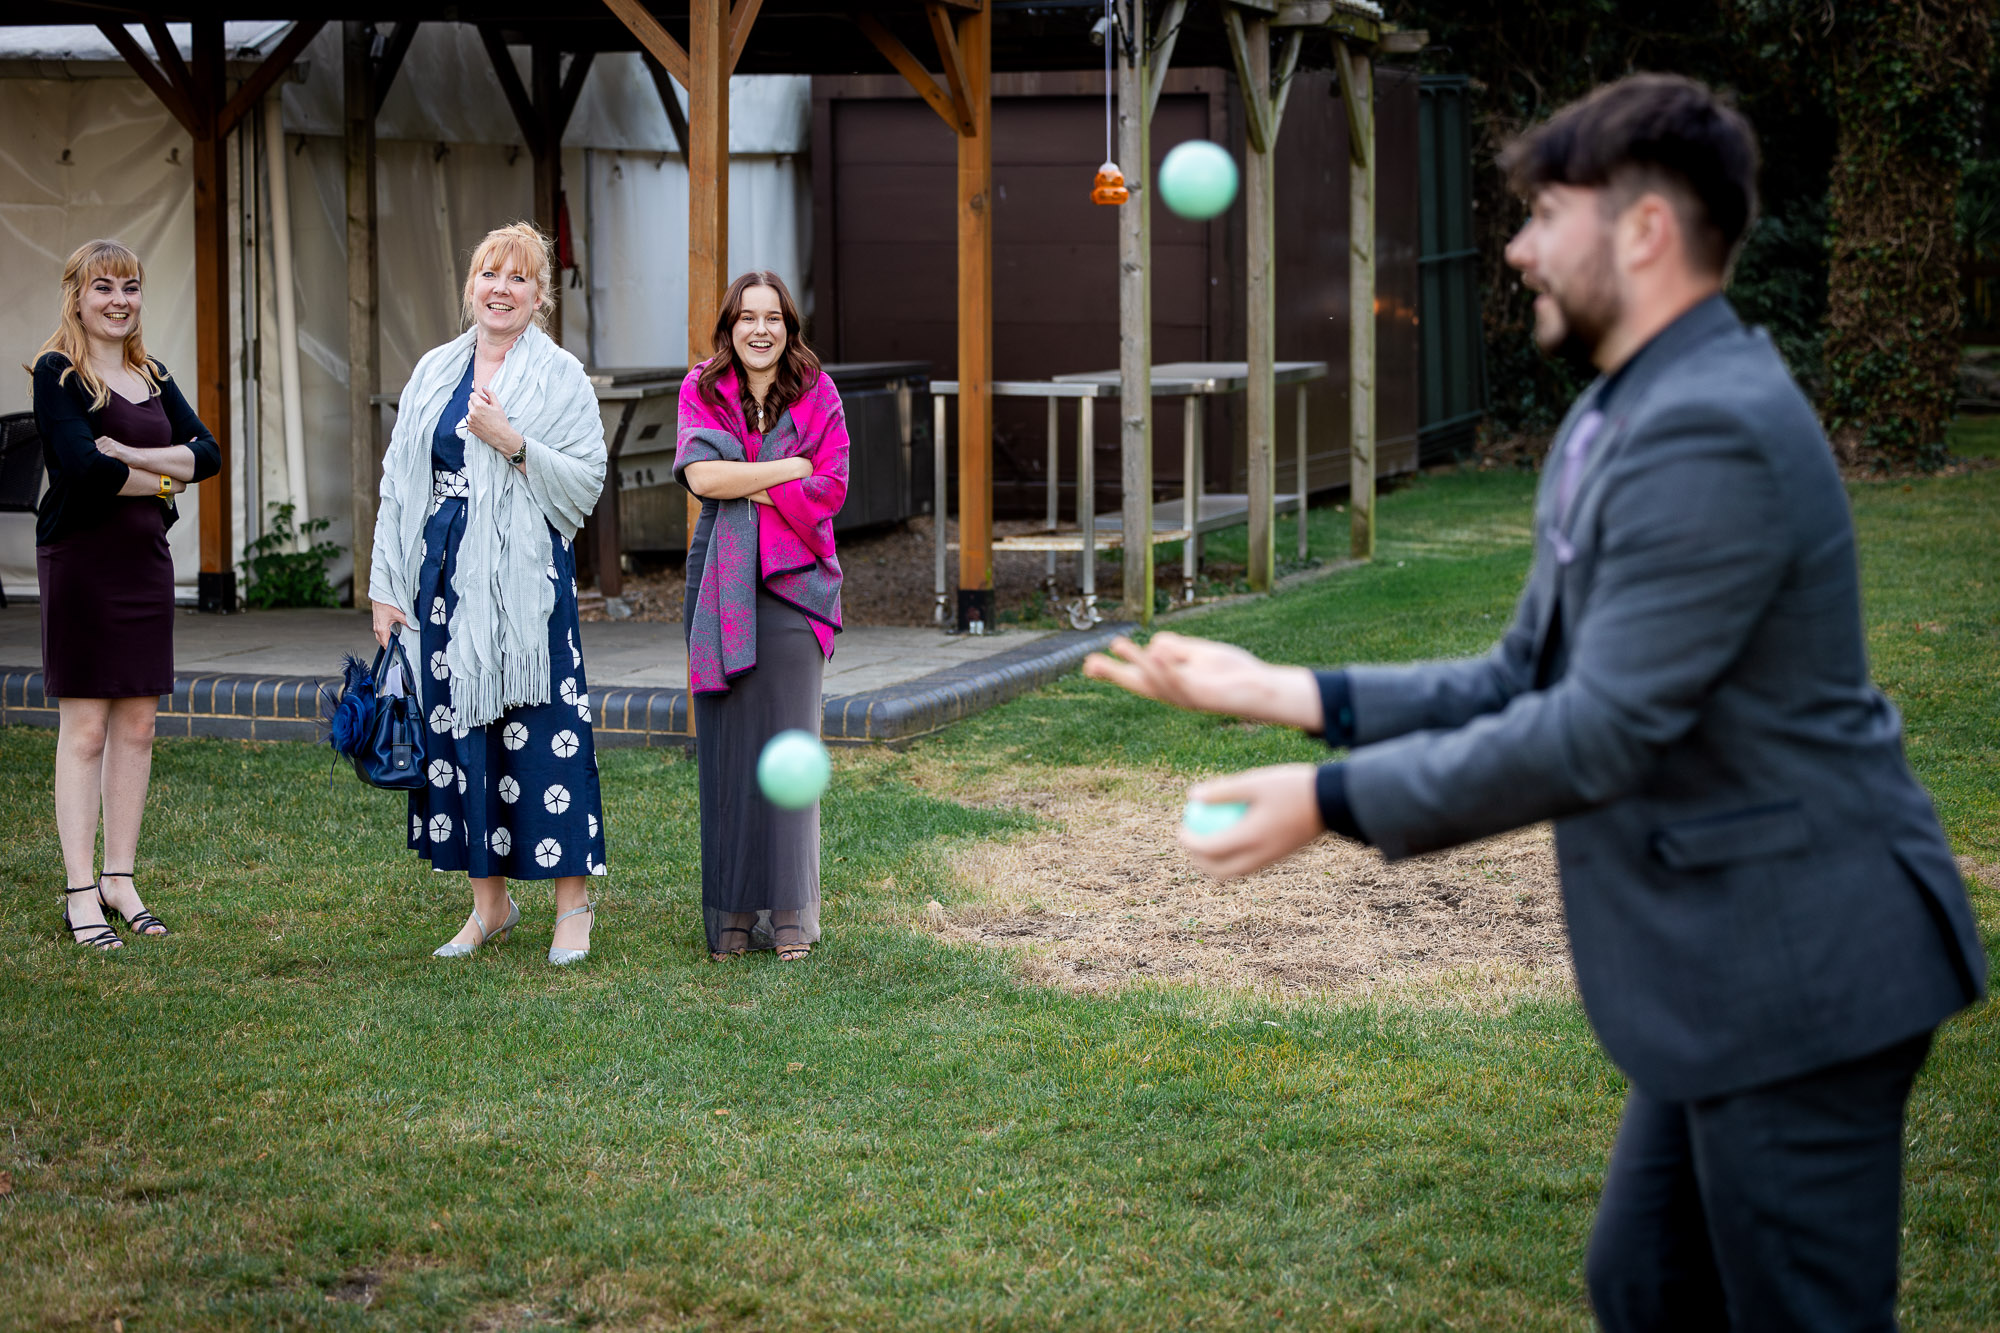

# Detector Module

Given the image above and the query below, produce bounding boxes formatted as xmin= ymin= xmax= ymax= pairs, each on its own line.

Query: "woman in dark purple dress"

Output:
xmin=29 ymin=240 xmax=221 ymax=949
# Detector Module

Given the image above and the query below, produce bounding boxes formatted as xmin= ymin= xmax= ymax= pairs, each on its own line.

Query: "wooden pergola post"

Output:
xmin=1115 ymin=1 xmax=1151 ymax=625
xmin=1336 ymin=37 xmax=1375 ymax=560
xmin=344 ymin=22 xmax=380 ymax=611
xmin=100 ymin=16 xmax=325 ymax=612
xmin=1224 ymin=10 xmax=1298 ymax=592
xmin=953 ymin=2 xmax=993 ymax=634
xmin=857 ymin=4 xmax=990 ymax=633
xmin=688 ymin=0 xmax=729 ymax=551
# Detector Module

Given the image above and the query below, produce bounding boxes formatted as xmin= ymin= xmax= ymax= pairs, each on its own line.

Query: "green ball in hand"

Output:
xmin=1158 ymin=140 xmax=1240 ymax=221
xmin=758 ymin=729 xmax=830 ymax=810
xmin=1182 ymin=799 xmax=1249 ymax=836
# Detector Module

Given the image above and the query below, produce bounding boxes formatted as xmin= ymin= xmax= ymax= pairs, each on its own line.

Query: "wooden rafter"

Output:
xmin=97 ymin=23 xmax=195 ymax=134
xmin=854 ymin=13 xmax=969 ymax=136
xmin=1220 ymin=8 xmax=1270 ymax=154
xmin=556 ymin=49 xmax=596 ymax=131
xmin=728 ymin=0 xmax=765 ymax=73
xmin=216 ymin=20 xmax=326 ymax=138
xmin=1268 ymin=30 xmax=1302 ymax=140
xmin=923 ymin=3 xmax=974 ymax=131
xmin=1144 ymin=0 xmax=1187 ymax=121
xmin=369 ymin=22 xmax=417 ymax=118
xmin=478 ymin=23 xmax=543 ymax=140
xmin=600 ymin=0 xmax=690 ymax=87
xmin=143 ymin=17 xmax=198 ymax=122
xmin=1333 ymin=36 xmax=1369 ymax=168
xmin=641 ymin=53 xmax=689 ymax=154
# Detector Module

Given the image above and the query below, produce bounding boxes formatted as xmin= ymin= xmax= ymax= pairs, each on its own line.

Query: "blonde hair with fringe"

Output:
xmin=461 ymin=221 xmax=554 ymax=331
xmin=31 ymin=239 xmax=162 ymax=411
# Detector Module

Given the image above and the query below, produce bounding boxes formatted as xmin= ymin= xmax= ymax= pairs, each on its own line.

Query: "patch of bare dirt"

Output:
xmin=915 ymin=766 xmax=1572 ymax=1009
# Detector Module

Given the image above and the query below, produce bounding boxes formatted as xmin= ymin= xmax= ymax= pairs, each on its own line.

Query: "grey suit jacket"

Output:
xmin=1342 ymin=296 xmax=1985 ymax=1100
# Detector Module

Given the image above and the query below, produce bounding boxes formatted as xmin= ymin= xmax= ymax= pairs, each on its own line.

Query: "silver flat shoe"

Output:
xmin=547 ymin=900 xmax=595 ymax=966
xmin=433 ymin=897 xmax=519 ymax=957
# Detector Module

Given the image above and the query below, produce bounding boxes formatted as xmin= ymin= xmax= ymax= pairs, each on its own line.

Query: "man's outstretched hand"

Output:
xmin=1178 ymin=764 xmax=1325 ymax=879
xmin=1082 ymin=632 xmax=1325 ymax=732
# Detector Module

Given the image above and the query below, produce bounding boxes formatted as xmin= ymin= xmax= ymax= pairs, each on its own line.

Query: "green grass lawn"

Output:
xmin=3 ymin=429 xmax=1995 ymax=1331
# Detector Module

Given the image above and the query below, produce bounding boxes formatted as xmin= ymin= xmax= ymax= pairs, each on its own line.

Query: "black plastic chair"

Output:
xmin=0 ymin=411 xmax=46 ymax=609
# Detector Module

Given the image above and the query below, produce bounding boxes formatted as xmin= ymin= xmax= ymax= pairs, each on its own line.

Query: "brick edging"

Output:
xmin=0 ymin=624 xmax=1131 ymax=749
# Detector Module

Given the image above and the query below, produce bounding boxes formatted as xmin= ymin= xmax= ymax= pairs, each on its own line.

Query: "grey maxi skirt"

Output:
xmin=686 ymin=504 xmax=825 ymax=954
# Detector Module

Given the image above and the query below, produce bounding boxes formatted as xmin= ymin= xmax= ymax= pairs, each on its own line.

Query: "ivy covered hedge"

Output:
xmin=1398 ymin=0 xmax=1993 ymax=469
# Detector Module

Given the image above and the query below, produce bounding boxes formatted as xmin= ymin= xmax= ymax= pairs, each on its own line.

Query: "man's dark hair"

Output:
xmin=1499 ymin=74 xmax=1760 ymax=276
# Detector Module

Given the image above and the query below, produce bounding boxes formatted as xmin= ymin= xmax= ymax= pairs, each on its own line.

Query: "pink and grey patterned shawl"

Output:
xmin=674 ymin=362 xmax=847 ymax=694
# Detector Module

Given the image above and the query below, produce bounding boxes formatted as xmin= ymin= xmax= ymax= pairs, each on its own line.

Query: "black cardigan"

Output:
xmin=31 ymin=351 xmax=222 ymax=546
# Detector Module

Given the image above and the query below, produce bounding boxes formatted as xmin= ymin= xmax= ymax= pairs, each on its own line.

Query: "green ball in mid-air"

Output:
xmin=1157 ymin=140 xmax=1240 ymax=221
xmin=1182 ymin=799 xmax=1249 ymax=836
xmin=758 ymin=729 xmax=831 ymax=810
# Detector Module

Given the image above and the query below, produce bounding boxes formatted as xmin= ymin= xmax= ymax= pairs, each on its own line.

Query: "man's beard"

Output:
xmin=1534 ymin=249 xmax=1619 ymax=374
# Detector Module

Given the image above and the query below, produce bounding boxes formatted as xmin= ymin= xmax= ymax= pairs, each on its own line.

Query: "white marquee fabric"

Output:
xmin=0 ymin=22 xmax=810 ymax=602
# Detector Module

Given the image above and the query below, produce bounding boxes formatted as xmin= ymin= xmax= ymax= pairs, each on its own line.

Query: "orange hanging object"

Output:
xmin=1091 ymin=160 xmax=1129 ymax=206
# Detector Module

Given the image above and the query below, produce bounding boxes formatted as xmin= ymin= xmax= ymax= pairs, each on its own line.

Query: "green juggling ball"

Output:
xmin=1158 ymin=140 xmax=1240 ymax=221
xmin=758 ymin=729 xmax=831 ymax=810
xmin=1182 ymin=799 xmax=1249 ymax=836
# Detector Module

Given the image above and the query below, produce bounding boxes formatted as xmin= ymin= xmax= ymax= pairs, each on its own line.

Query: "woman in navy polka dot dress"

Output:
xmin=368 ymin=223 xmax=607 ymax=964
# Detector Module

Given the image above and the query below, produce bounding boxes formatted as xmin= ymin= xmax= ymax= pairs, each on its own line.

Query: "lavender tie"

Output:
xmin=1552 ymin=408 xmax=1605 ymax=565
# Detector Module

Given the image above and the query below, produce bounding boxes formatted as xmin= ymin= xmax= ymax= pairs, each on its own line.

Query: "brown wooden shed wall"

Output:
xmin=811 ymin=66 xmax=1419 ymax=521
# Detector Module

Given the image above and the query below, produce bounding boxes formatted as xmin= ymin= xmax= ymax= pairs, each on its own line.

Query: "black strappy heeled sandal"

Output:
xmin=61 ymin=886 xmax=123 ymax=951
xmin=710 ymin=925 xmax=752 ymax=962
xmin=98 ymin=871 xmax=168 ymax=936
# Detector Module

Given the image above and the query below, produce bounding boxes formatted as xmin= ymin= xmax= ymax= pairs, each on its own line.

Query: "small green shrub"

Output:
xmin=242 ymin=502 xmax=342 ymax=609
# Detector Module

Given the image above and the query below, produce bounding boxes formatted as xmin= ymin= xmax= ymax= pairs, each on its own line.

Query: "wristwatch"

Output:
xmin=156 ymin=473 xmax=172 ymax=499
xmin=508 ymin=443 xmax=528 ymax=468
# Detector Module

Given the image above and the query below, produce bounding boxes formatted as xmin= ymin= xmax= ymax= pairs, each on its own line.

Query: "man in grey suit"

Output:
xmin=1086 ymin=74 xmax=1985 ymax=1330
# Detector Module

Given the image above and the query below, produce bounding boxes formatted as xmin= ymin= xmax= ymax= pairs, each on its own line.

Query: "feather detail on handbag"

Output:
xmin=322 ymin=653 xmax=377 ymax=757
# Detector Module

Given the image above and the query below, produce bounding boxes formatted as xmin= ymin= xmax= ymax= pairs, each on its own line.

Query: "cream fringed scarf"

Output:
xmin=368 ymin=325 xmax=606 ymax=732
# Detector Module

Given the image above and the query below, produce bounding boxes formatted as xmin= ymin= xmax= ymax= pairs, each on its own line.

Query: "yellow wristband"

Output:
xmin=157 ymin=473 xmax=172 ymax=499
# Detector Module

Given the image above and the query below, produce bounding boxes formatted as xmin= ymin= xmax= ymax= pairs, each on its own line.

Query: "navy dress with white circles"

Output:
xmin=405 ymin=360 xmax=608 ymax=880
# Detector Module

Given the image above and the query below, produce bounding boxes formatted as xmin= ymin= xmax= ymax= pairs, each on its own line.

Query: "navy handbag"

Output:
xmin=325 ymin=631 xmax=427 ymax=790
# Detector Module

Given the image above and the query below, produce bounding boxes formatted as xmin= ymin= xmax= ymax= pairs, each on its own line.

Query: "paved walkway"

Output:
xmin=0 ymin=605 xmax=1051 ymax=695
xmin=0 ymin=604 xmax=1125 ymax=747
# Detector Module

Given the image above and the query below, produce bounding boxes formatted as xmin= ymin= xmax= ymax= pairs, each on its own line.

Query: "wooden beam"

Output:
xmin=1380 ymin=27 xmax=1428 ymax=54
xmin=1220 ymin=7 xmax=1270 ymax=155
xmin=687 ymin=0 xmax=729 ymax=551
xmin=1340 ymin=39 xmax=1375 ymax=560
xmin=955 ymin=0 xmax=993 ymax=632
xmin=531 ymin=44 xmax=564 ymax=343
xmin=924 ymin=3 xmax=975 ymax=132
xmin=728 ymin=0 xmax=765 ymax=74
xmin=1333 ymin=34 xmax=1370 ymax=168
xmin=1117 ymin=3 xmax=1152 ymax=624
xmin=1243 ymin=13 xmax=1275 ymax=591
xmin=143 ymin=17 xmax=199 ymax=125
xmin=478 ymin=25 xmax=542 ymax=142
xmin=557 ymin=49 xmax=597 ymax=133
xmin=97 ymin=23 xmax=196 ymax=134
xmin=1145 ymin=0 xmax=1187 ymax=122
xmin=643 ymin=53 xmax=689 ymax=154
xmin=190 ymin=18 xmax=233 ymax=610
xmin=1268 ymin=29 xmax=1302 ymax=139
xmin=218 ymin=19 xmax=325 ymax=138
xmin=370 ymin=21 xmax=418 ymax=119
xmin=1271 ymin=0 xmax=1382 ymax=42
xmin=854 ymin=14 xmax=968 ymax=135
xmin=600 ymin=0 xmax=690 ymax=88
xmin=345 ymin=20 xmax=382 ymax=611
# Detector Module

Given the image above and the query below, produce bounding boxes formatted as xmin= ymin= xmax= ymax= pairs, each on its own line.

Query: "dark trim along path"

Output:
xmin=0 ymin=623 xmax=1133 ymax=749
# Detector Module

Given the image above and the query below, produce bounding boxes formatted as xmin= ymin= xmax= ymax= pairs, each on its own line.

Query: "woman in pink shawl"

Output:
xmin=674 ymin=271 xmax=846 ymax=963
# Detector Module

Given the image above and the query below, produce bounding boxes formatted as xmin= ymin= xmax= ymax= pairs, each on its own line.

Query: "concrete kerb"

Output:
xmin=0 ymin=621 xmax=1136 ymax=750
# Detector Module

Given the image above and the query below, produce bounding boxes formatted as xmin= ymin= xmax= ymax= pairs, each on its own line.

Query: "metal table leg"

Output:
xmin=1045 ymin=395 xmax=1059 ymax=600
